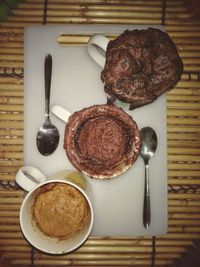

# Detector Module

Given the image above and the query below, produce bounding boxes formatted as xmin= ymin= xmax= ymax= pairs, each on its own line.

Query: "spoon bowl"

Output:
xmin=140 ymin=127 xmax=157 ymax=162
xmin=140 ymin=127 xmax=158 ymax=229
xmin=36 ymin=54 xmax=59 ymax=156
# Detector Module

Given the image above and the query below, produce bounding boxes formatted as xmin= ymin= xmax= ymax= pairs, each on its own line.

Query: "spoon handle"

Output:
xmin=44 ymin=54 xmax=52 ymax=119
xmin=143 ymin=163 xmax=150 ymax=229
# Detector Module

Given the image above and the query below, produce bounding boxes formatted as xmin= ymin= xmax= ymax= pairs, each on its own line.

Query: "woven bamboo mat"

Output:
xmin=0 ymin=0 xmax=200 ymax=266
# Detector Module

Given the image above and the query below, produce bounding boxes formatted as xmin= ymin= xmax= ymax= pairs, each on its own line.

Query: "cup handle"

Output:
xmin=15 ymin=166 xmax=47 ymax=192
xmin=51 ymin=104 xmax=71 ymax=123
xmin=87 ymin=34 xmax=109 ymax=68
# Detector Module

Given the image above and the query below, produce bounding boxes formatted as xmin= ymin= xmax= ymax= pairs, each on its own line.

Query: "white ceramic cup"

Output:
xmin=87 ymin=34 xmax=110 ymax=68
xmin=15 ymin=166 xmax=94 ymax=254
xmin=87 ymin=34 xmax=132 ymax=110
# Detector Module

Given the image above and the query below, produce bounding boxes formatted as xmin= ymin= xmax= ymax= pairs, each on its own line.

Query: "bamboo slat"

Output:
xmin=10 ymin=259 xmax=173 ymax=266
xmin=47 ymin=4 xmax=163 ymax=13
xmin=0 ymin=225 xmax=21 ymax=232
xmin=168 ymin=219 xmax=200 ymax=226
xmin=168 ymin=141 xmax=200 ymax=149
xmin=0 ymin=174 xmax=18 ymax=181
xmin=0 ymin=204 xmax=21 ymax=211
xmin=0 ymin=91 xmax=23 ymax=97
xmin=168 ymin=170 xmax=200 ymax=177
xmin=169 ymin=87 xmax=200 ymax=95
xmin=0 ymin=114 xmax=23 ymax=121
xmin=4 ymin=252 xmax=182 ymax=260
xmin=0 ymin=143 xmax=23 ymax=151
xmin=47 ymin=0 xmax=163 ymax=5
xmin=168 ymin=147 xmax=200 ymax=154
xmin=0 ymin=121 xmax=23 ymax=128
xmin=0 ymin=210 xmax=19 ymax=217
xmin=168 ymin=193 xmax=200 ymax=199
xmin=0 ymin=77 xmax=23 ymax=85
xmin=169 ymin=213 xmax=200 ymax=219
xmin=0 ymin=246 xmax=31 ymax=252
xmin=168 ymin=199 xmax=200 ymax=207
xmin=168 ymin=126 xmax=200 ymax=133
xmin=0 ymin=138 xmax=23 ymax=145
xmin=0 ymin=97 xmax=24 ymax=105
xmin=0 ymin=152 xmax=23 ymax=160
xmin=168 ymin=155 xmax=200 ymax=162
xmin=167 ymin=132 xmax=200 ymax=141
xmin=168 ymin=161 xmax=200 ymax=170
xmin=0 ymin=61 xmax=23 ymax=68
xmin=0 ymin=198 xmax=23 ymax=204
xmin=0 ymin=190 xmax=23 ymax=196
xmin=167 ymin=117 xmax=200 ymax=126
xmin=168 ymin=206 xmax=200 ymax=213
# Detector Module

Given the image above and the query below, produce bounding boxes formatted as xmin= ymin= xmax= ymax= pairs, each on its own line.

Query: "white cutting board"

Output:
xmin=24 ymin=25 xmax=167 ymax=236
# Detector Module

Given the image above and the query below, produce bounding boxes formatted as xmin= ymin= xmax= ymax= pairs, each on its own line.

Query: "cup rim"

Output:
xmin=20 ymin=180 xmax=94 ymax=254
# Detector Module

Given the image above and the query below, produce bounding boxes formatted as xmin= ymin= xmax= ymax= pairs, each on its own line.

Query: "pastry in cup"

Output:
xmin=101 ymin=28 xmax=183 ymax=110
xmin=64 ymin=104 xmax=141 ymax=179
xmin=33 ymin=182 xmax=90 ymax=239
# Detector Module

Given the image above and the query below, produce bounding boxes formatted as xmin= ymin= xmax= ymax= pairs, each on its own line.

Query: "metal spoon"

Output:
xmin=140 ymin=127 xmax=158 ymax=229
xmin=36 ymin=54 xmax=59 ymax=156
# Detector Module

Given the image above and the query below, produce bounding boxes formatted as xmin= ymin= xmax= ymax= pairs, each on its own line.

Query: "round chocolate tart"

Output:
xmin=64 ymin=104 xmax=141 ymax=179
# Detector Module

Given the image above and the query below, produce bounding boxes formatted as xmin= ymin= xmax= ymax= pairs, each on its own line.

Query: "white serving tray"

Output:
xmin=24 ymin=25 xmax=167 ymax=236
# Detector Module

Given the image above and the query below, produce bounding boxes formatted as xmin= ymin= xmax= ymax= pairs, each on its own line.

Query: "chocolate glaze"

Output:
xmin=101 ymin=28 xmax=183 ymax=110
xmin=64 ymin=105 xmax=141 ymax=179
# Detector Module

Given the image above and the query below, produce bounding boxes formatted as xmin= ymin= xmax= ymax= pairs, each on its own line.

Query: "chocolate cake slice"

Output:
xmin=64 ymin=104 xmax=141 ymax=179
xmin=101 ymin=28 xmax=183 ymax=109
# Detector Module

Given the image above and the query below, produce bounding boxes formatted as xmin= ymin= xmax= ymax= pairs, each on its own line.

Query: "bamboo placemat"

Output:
xmin=0 ymin=0 xmax=200 ymax=266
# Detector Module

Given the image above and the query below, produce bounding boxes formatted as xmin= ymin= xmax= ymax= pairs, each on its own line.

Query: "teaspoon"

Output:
xmin=140 ymin=127 xmax=158 ymax=229
xmin=36 ymin=54 xmax=59 ymax=156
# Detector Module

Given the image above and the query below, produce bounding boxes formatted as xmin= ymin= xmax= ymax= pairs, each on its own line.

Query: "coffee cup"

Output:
xmin=87 ymin=34 xmax=132 ymax=110
xmin=51 ymin=104 xmax=141 ymax=179
xmin=87 ymin=34 xmax=109 ymax=68
xmin=15 ymin=166 xmax=94 ymax=254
